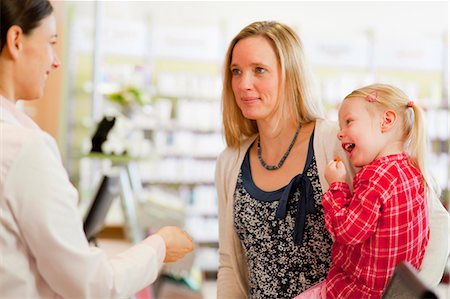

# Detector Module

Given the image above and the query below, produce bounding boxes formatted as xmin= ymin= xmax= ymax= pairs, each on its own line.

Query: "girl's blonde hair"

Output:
xmin=221 ymin=21 xmax=323 ymax=147
xmin=344 ymin=83 xmax=440 ymax=197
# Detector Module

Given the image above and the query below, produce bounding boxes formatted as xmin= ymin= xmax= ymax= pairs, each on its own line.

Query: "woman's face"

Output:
xmin=16 ymin=13 xmax=60 ymax=100
xmin=230 ymin=36 xmax=281 ymax=122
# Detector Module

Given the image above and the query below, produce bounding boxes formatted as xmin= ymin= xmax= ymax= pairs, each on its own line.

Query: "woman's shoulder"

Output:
xmin=217 ymin=135 xmax=256 ymax=160
xmin=0 ymin=124 xmax=60 ymax=179
xmin=315 ymin=118 xmax=339 ymax=134
xmin=1 ymin=123 xmax=57 ymax=154
xmin=216 ymin=135 xmax=256 ymax=172
xmin=313 ymin=118 xmax=341 ymax=149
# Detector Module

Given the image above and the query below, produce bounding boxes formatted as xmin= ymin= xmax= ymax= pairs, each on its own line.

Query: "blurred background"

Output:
xmin=24 ymin=1 xmax=448 ymax=298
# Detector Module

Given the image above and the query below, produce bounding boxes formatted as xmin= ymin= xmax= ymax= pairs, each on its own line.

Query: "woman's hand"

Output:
xmin=156 ymin=226 xmax=195 ymax=263
xmin=325 ymin=156 xmax=347 ymax=184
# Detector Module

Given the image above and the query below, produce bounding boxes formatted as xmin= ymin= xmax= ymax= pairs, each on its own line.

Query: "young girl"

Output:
xmin=296 ymin=83 xmax=435 ymax=298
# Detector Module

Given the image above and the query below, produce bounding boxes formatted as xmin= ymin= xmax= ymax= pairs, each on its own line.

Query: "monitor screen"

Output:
xmin=83 ymin=175 xmax=120 ymax=242
xmin=382 ymin=261 xmax=438 ymax=299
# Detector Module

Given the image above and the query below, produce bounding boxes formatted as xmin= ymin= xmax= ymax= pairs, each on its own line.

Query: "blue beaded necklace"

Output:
xmin=257 ymin=126 xmax=301 ymax=171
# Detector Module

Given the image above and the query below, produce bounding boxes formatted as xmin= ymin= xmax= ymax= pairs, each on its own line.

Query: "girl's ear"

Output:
xmin=5 ymin=25 xmax=23 ymax=59
xmin=381 ymin=109 xmax=397 ymax=132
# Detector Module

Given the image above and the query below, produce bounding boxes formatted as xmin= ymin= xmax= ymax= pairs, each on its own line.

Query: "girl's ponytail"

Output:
xmin=408 ymin=102 xmax=441 ymax=198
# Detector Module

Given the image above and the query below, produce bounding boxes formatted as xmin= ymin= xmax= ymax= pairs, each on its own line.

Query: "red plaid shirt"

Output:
xmin=322 ymin=153 xmax=429 ymax=298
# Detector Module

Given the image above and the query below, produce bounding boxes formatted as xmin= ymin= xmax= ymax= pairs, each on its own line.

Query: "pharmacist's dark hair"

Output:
xmin=0 ymin=0 xmax=54 ymax=50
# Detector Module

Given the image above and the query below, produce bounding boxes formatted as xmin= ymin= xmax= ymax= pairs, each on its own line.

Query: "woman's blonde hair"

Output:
xmin=221 ymin=20 xmax=323 ymax=147
xmin=344 ymin=83 xmax=440 ymax=197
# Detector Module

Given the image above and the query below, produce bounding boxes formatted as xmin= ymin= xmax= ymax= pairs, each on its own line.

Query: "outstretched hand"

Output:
xmin=156 ymin=226 xmax=195 ymax=263
xmin=324 ymin=156 xmax=347 ymax=185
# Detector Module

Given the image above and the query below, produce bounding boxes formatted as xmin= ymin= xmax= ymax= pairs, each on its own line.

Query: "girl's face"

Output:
xmin=337 ymin=97 xmax=385 ymax=167
xmin=16 ymin=14 xmax=60 ymax=100
xmin=230 ymin=36 xmax=281 ymax=122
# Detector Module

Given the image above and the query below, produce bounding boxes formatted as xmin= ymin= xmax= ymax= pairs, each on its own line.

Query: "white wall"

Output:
xmin=97 ymin=1 xmax=448 ymax=37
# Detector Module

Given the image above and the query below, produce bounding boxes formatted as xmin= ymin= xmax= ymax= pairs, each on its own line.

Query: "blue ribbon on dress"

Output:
xmin=275 ymin=173 xmax=316 ymax=245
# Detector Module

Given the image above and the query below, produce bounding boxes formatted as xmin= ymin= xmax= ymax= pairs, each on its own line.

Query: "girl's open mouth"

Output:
xmin=342 ymin=143 xmax=355 ymax=153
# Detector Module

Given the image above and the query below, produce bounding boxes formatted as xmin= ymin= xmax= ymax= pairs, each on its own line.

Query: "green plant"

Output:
xmin=107 ymin=86 xmax=147 ymax=107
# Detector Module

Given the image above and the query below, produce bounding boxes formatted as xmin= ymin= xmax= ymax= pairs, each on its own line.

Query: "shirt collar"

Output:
xmin=0 ymin=95 xmax=39 ymax=129
xmin=371 ymin=153 xmax=409 ymax=165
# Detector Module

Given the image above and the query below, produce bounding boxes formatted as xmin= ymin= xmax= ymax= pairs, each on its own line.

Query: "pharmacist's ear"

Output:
xmin=381 ymin=110 xmax=397 ymax=132
xmin=4 ymin=25 xmax=23 ymax=59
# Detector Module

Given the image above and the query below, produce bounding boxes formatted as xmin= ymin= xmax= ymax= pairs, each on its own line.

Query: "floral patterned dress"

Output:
xmin=234 ymin=131 xmax=333 ymax=299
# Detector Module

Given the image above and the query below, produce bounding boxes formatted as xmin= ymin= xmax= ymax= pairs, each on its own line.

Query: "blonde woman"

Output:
xmin=215 ymin=21 xmax=448 ymax=299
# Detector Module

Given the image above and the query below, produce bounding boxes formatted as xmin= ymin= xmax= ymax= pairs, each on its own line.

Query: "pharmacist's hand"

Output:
xmin=156 ymin=226 xmax=194 ymax=263
xmin=325 ymin=157 xmax=347 ymax=184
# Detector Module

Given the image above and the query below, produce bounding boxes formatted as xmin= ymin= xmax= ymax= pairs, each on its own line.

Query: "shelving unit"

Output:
xmin=131 ymin=22 xmax=226 ymax=277
xmin=64 ymin=4 xmax=224 ymax=289
xmin=137 ymin=56 xmax=223 ymax=276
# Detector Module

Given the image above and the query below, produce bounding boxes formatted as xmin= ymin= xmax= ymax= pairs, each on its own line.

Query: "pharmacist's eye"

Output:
xmin=255 ymin=67 xmax=265 ymax=74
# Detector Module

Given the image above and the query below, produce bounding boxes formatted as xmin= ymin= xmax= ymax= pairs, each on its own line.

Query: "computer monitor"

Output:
xmin=83 ymin=174 xmax=120 ymax=242
xmin=382 ymin=261 xmax=438 ymax=299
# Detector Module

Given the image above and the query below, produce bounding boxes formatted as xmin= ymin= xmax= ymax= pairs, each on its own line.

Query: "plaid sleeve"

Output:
xmin=322 ymin=182 xmax=351 ymax=241
xmin=322 ymin=166 xmax=393 ymax=245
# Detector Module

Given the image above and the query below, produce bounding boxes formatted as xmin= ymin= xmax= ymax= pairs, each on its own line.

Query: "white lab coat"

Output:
xmin=0 ymin=97 xmax=166 ymax=298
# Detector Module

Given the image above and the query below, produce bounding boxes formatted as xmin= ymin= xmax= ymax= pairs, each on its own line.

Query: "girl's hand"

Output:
xmin=324 ymin=156 xmax=347 ymax=184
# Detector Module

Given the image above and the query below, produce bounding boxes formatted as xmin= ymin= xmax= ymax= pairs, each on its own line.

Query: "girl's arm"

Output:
xmin=322 ymin=166 xmax=389 ymax=245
